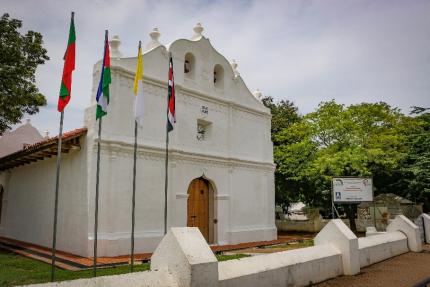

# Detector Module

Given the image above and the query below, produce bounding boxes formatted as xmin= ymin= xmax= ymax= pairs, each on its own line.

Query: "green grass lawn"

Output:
xmin=0 ymin=249 xmax=249 ymax=287
xmin=262 ymin=239 xmax=314 ymax=250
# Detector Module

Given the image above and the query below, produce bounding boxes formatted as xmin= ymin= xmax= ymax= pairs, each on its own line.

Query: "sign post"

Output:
xmin=332 ymin=177 xmax=374 ymax=232
xmin=332 ymin=177 xmax=373 ymax=203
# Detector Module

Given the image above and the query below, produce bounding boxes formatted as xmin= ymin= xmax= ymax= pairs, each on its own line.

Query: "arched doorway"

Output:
xmin=187 ymin=177 xmax=215 ymax=243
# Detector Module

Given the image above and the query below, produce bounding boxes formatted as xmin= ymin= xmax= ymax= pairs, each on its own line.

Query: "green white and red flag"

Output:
xmin=57 ymin=13 xmax=76 ymax=112
xmin=95 ymin=31 xmax=111 ymax=119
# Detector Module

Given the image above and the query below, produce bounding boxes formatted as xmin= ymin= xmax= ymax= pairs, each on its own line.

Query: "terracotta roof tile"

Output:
xmin=0 ymin=127 xmax=87 ymax=171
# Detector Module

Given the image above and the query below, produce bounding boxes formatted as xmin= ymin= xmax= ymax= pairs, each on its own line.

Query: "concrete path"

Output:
xmin=316 ymin=244 xmax=430 ymax=287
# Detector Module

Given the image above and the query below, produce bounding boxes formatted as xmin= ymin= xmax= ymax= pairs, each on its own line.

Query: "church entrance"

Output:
xmin=187 ymin=177 xmax=214 ymax=242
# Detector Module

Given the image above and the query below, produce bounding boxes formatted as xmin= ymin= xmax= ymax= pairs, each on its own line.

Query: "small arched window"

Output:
xmin=184 ymin=53 xmax=195 ymax=78
xmin=214 ymin=64 xmax=224 ymax=88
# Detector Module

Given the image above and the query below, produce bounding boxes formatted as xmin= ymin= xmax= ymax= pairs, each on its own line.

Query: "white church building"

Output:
xmin=0 ymin=24 xmax=276 ymax=257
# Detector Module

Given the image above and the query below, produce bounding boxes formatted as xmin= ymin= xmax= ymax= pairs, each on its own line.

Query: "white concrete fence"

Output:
xmin=26 ymin=215 xmax=428 ymax=287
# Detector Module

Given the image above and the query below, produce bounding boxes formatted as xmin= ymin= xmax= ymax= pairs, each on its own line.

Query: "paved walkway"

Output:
xmin=316 ymin=244 xmax=430 ymax=287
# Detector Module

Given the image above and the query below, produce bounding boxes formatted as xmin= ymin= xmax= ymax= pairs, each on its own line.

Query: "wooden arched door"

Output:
xmin=187 ymin=178 xmax=209 ymax=241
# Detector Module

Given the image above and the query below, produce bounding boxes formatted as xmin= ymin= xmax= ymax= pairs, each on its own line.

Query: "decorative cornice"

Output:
xmin=91 ymin=138 xmax=275 ymax=172
xmin=108 ymin=65 xmax=271 ymax=119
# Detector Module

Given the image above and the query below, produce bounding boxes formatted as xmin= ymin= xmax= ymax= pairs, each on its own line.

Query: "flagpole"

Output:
xmin=164 ymin=121 xmax=169 ymax=235
xmin=93 ymin=117 xmax=102 ymax=277
xmin=131 ymin=119 xmax=138 ymax=272
xmin=163 ymin=53 xmax=173 ymax=235
xmin=130 ymin=40 xmax=142 ymax=272
xmin=50 ymin=110 xmax=64 ymax=282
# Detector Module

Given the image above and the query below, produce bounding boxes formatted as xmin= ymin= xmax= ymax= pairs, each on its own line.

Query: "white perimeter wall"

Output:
xmin=358 ymin=231 xmax=408 ymax=268
xmin=0 ymin=140 xmax=88 ymax=257
xmin=25 ymin=217 xmax=423 ymax=287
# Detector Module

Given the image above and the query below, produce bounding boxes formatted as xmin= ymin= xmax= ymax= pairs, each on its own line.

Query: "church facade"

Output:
xmin=0 ymin=24 xmax=276 ymax=257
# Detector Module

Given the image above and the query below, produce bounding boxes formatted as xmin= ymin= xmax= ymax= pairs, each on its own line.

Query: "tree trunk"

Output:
xmin=347 ymin=204 xmax=357 ymax=233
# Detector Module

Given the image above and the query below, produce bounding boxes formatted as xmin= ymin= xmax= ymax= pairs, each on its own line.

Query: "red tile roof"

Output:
xmin=23 ymin=127 xmax=87 ymax=150
xmin=0 ymin=128 xmax=87 ymax=171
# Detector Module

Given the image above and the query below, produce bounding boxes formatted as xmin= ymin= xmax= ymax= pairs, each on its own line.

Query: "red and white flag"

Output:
xmin=167 ymin=54 xmax=175 ymax=132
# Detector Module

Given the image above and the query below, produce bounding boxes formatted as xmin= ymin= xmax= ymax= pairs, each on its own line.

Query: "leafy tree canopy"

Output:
xmin=262 ymin=96 xmax=301 ymax=207
xmin=390 ymin=109 xmax=430 ymax=210
xmin=0 ymin=13 xmax=49 ymax=134
xmin=262 ymin=96 xmax=301 ymax=144
xmin=271 ymin=100 xmax=425 ymax=210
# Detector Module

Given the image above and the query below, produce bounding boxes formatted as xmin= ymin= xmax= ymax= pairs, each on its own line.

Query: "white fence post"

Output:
xmin=151 ymin=227 xmax=218 ymax=287
xmin=314 ymin=219 xmax=360 ymax=275
xmin=386 ymin=215 xmax=422 ymax=252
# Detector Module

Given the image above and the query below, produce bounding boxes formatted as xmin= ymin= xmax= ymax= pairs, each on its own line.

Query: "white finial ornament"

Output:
xmin=109 ymin=35 xmax=123 ymax=59
xmin=146 ymin=28 xmax=161 ymax=50
xmin=192 ymin=23 xmax=204 ymax=40
xmin=230 ymin=59 xmax=240 ymax=77
xmin=253 ymin=89 xmax=263 ymax=100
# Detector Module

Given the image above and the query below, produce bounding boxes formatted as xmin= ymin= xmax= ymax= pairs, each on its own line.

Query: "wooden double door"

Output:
xmin=187 ymin=178 xmax=209 ymax=241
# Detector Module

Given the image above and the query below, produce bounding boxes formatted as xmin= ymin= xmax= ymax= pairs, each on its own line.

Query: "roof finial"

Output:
xmin=253 ymin=89 xmax=263 ymax=100
xmin=146 ymin=27 xmax=161 ymax=50
xmin=230 ymin=59 xmax=240 ymax=77
xmin=109 ymin=35 xmax=123 ymax=59
xmin=192 ymin=23 xmax=204 ymax=40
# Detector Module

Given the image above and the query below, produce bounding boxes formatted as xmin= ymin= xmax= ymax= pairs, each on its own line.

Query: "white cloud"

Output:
xmin=4 ymin=0 xmax=430 ymax=134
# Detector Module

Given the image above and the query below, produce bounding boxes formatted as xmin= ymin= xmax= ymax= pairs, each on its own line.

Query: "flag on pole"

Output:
xmin=167 ymin=55 xmax=175 ymax=132
xmin=57 ymin=13 xmax=76 ymax=112
xmin=133 ymin=42 xmax=144 ymax=126
xmin=96 ymin=33 xmax=111 ymax=119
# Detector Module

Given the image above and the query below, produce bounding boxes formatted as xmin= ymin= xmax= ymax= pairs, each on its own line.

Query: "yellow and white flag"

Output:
xmin=133 ymin=42 xmax=144 ymax=126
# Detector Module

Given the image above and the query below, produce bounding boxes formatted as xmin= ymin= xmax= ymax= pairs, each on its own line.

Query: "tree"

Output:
xmin=261 ymin=96 xmax=300 ymax=143
xmin=0 ymin=13 xmax=49 ymax=134
xmin=390 ymin=109 xmax=430 ymax=211
xmin=274 ymin=100 xmax=416 ymax=231
xmin=262 ymin=96 xmax=301 ymax=208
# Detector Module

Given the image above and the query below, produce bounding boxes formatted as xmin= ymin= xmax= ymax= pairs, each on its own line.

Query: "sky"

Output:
xmin=3 ymin=0 xmax=430 ymax=135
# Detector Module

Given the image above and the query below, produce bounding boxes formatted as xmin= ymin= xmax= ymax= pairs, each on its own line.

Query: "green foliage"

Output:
xmin=262 ymin=96 xmax=300 ymax=143
xmin=271 ymin=100 xmax=426 ymax=211
xmin=0 ymin=13 xmax=49 ymax=134
xmin=262 ymin=96 xmax=301 ymax=207
xmin=215 ymin=253 xmax=250 ymax=261
xmin=263 ymin=239 xmax=314 ymax=250
xmin=390 ymin=111 xmax=430 ymax=210
xmin=0 ymin=248 xmax=149 ymax=287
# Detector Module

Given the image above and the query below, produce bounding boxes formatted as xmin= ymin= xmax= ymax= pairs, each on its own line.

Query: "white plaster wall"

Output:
xmin=0 ymin=142 xmax=88 ymax=256
xmin=83 ymin=137 xmax=275 ymax=256
xmin=24 ymin=270 xmax=178 ymax=287
xmin=22 ymin=224 xmax=422 ymax=287
xmin=81 ymin=34 xmax=276 ymax=255
xmin=358 ymin=231 xmax=408 ymax=268
xmin=2 ymin=31 xmax=275 ymax=257
xmin=218 ymin=245 xmax=342 ymax=287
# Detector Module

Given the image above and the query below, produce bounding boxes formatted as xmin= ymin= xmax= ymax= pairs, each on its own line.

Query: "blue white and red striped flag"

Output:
xmin=167 ymin=54 xmax=175 ymax=132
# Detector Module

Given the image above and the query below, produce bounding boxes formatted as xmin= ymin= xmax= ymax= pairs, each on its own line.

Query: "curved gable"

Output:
xmin=104 ymin=30 xmax=270 ymax=115
xmin=166 ymin=36 xmax=268 ymax=114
